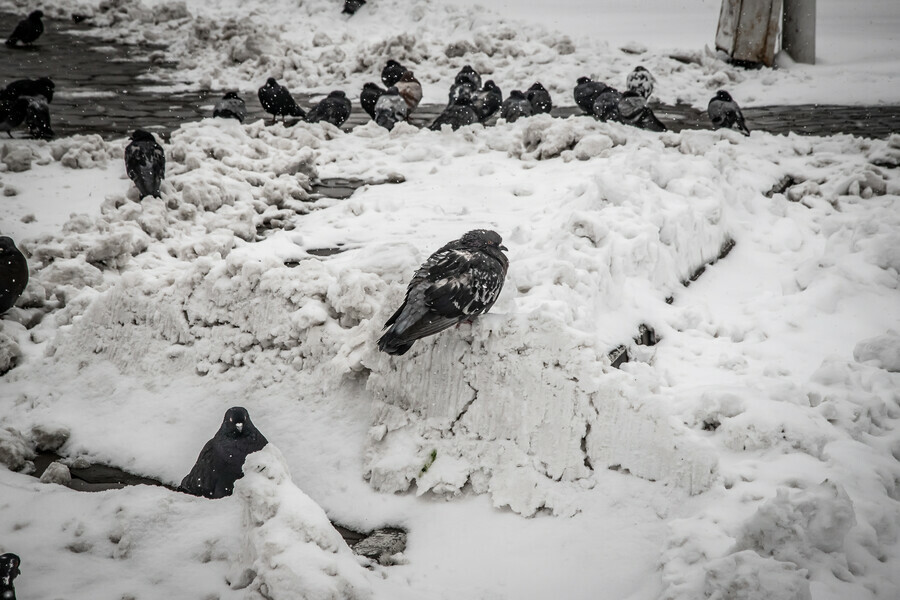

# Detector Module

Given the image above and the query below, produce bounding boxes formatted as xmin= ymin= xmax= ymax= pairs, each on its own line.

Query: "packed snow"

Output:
xmin=2 ymin=0 xmax=900 ymax=599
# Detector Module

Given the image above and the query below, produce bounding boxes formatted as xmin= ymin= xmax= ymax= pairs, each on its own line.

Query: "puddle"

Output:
xmin=30 ymin=451 xmax=406 ymax=561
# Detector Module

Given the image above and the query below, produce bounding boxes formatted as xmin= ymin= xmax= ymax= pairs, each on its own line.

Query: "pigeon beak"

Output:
xmin=499 ymin=245 xmax=508 ymax=251
xmin=235 ymin=422 xmax=244 ymax=432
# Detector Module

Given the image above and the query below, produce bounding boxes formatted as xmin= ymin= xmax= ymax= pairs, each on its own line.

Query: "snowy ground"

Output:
xmin=2 ymin=0 xmax=900 ymax=599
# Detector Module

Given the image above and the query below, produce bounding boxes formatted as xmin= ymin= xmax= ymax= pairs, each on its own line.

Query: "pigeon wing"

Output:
xmin=179 ymin=438 xmax=220 ymax=497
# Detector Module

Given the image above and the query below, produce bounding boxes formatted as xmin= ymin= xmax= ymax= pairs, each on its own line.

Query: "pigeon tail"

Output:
xmin=377 ymin=328 xmax=415 ymax=356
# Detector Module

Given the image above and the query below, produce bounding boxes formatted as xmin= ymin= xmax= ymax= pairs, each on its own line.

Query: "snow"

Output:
xmin=2 ymin=0 xmax=900 ymax=599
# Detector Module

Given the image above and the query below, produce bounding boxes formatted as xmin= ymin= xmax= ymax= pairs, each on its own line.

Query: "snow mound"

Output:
xmin=853 ymin=331 xmax=900 ymax=372
xmin=231 ymin=445 xmax=372 ymax=600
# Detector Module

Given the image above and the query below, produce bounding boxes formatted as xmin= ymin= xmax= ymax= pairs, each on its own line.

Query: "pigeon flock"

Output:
xmin=0 ymin=9 xmax=759 ymax=588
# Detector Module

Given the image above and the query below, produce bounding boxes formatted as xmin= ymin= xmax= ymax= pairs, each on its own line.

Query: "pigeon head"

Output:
xmin=221 ymin=406 xmax=254 ymax=437
xmin=223 ymin=91 xmax=241 ymax=99
xmin=385 ymin=86 xmax=400 ymax=95
xmin=363 ymin=82 xmax=382 ymax=91
xmin=329 ymin=90 xmax=347 ymax=98
xmin=460 ymin=65 xmax=476 ymax=75
xmin=0 ymin=553 xmax=21 ymax=586
xmin=460 ymin=229 xmax=508 ymax=252
xmin=386 ymin=59 xmax=400 ymax=67
xmin=398 ymin=70 xmax=418 ymax=83
xmin=37 ymin=77 xmax=54 ymax=89
xmin=0 ymin=236 xmax=18 ymax=254
xmin=632 ymin=66 xmax=648 ymax=73
xmin=577 ymin=76 xmax=592 ymax=85
xmin=715 ymin=90 xmax=734 ymax=102
xmin=509 ymin=90 xmax=525 ymax=99
xmin=529 ymin=82 xmax=546 ymax=92
xmin=621 ymin=90 xmax=641 ymax=98
xmin=130 ymin=129 xmax=156 ymax=143
xmin=266 ymin=77 xmax=278 ymax=86
xmin=29 ymin=10 xmax=44 ymax=19
xmin=483 ymin=80 xmax=500 ymax=92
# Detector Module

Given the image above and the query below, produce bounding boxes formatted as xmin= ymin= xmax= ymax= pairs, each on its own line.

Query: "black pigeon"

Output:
xmin=257 ymin=77 xmax=306 ymax=124
xmin=454 ymin=65 xmax=481 ymax=91
xmin=1 ymin=77 xmax=55 ymax=103
xmin=360 ymin=82 xmax=386 ymax=120
xmin=381 ymin=60 xmax=407 ymax=88
xmin=0 ymin=97 xmax=28 ymax=138
xmin=574 ymin=76 xmax=609 ymax=115
xmin=213 ymin=91 xmax=247 ymax=122
xmin=429 ymin=95 xmax=478 ymax=131
xmin=526 ymin=82 xmax=552 ymax=114
xmin=24 ymin=95 xmax=53 ymax=139
xmin=306 ymin=90 xmax=352 ymax=127
xmin=592 ymin=87 xmax=623 ymax=122
xmin=378 ymin=230 xmax=509 ymax=356
xmin=626 ymin=66 xmax=654 ymax=99
xmin=473 ymin=80 xmax=502 ymax=123
xmin=618 ymin=91 xmax=667 ymax=132
xmin=179 ymin=407 xmax=268 ymax=499
xmin=124 ymin=129 xmax=165 ymax=199
xmin=499 ymin=89 xmax=533 ymax=123
xmin=708 ymin=90 xmax=750 ymax=136
xmin=342 ymin=0 xmax=366 ymax=15
xmin=0 ymin=553 xmax=21 ymax=600
xmin=374 ymin=86 xmax=408 ymax=131
xmin=5 ymin=10 xmax=44 ymax=47
xmin=0 ymin=237 xmax=28 ymax=315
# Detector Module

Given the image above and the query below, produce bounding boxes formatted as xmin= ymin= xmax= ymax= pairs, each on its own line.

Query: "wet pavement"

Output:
xmin=2 ymin=12 xmax=899 ymax=140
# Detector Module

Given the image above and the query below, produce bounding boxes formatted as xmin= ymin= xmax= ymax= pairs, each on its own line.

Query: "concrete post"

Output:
xmin=783 ymin=0 xmax=816 ymax=64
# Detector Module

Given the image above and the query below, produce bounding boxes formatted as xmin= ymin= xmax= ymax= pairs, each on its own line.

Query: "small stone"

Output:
xmin=20 ymin=213 xmax=36 ymax=223
xmin=3 ymin=185 xmax=19 ymax=197
xmin=352 ymin=528 xmax=407 ymax=565
xmin=40 ymin=461 xmax=72 ymax=485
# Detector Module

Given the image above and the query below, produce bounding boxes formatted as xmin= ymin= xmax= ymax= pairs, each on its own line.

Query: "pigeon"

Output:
xmin=22 ymin=95 xmax=53 ymax=139
xmin=526 ymin=82 xmax=552 ymax=114
xmin=179 ymin=407 xmax=268 ymax=499
xmin=0 ymin=237 xmax=28 ymax=315
xmin=306 ymin=90 xmax=352 ymax=127
xmin=0 ymin=97 xmax=28 ymax=138
xmin=626 ymin=66 xmax=655 ymax=99
xmin=342 ymin=0 xmax=366 ymax=15
xmin=378 ymin=229 xmax=509 ymax=356
xmin=257 ymin=77 xmax=306 ymax=124
xmin=447 ymin=79 xmax=476 ymax=107
xmin=592 ymin=87 xmax=623 ymax=122
xmin=499 ymin=89 xmax=533 ymax=123
xmin=708 ymin=90 xmax=750 ymax=136
xmin=381 ymin=60 xmax=407 ymax=88
xmin=5 ymin=10 xmax=44 ymax=47
xmin=360 ymin=82 xmax=386 ymax=120
xmin=124 ymin=129 xmax=165 ymax=199
xmin=472 ymin=80 xmax=502 ymax=123
xmin=574 ymin=76 xmax=609 ymax=115
xmin=617 ymin=91 xmax=667 ymax=132
xmin=213 ymin=91 xmax=246 ymax=122
xmin=429 ymin=95 xmax=478 ymax=131
xmin=373 ymin=86 xmax=408 ymax=131
xmin=0 ymin=553 xmax=21 ymax=600
xmin=1 ymin=77 xmax=55 ymax=103
xmin=395 ymin=70 xmax=423 ymax=114
xmin=454 ymin=65 xmax=481 ymax=91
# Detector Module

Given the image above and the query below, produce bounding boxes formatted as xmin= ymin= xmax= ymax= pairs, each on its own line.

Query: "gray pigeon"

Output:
xmin=574 ymin=76 xmax=609 ymax=115
xmin=213 ymin=91 xmax=247 ymax=122
xmin=306 ymin=90 xmax=352 ymax=127
xmin=374 ymin=86 xmax=408 ymax=131
xmin=526 ymin=82 xmax=552 ymax=114
xmin=708 ymin=90 xmax=750 ymax=136
xmin=499 ymin=89 xmax=532 ymax=123
xmin=0 ymin=553 xmax=21 ymax=600
xmin=5 ymin=10 xmax=43 ymax=47
xmin=0 ymin=237 xmax=28 ymax=315
xmin=618 ymin=91 xmax=667 ymax=132
xmin=179 ymin=407 xmax=268 ymax=499
xmin=124 ymin=129 xmax=165 ymax=198
xmin=24 ymin=95 xmax=53 ymax=139
xmin=429 ymin=95 xmax=478 ymax=131
xmin=378 ymin=229 xmax=509 ymax=356
xmin=626 ymin=66 xmax=654 ymax=99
